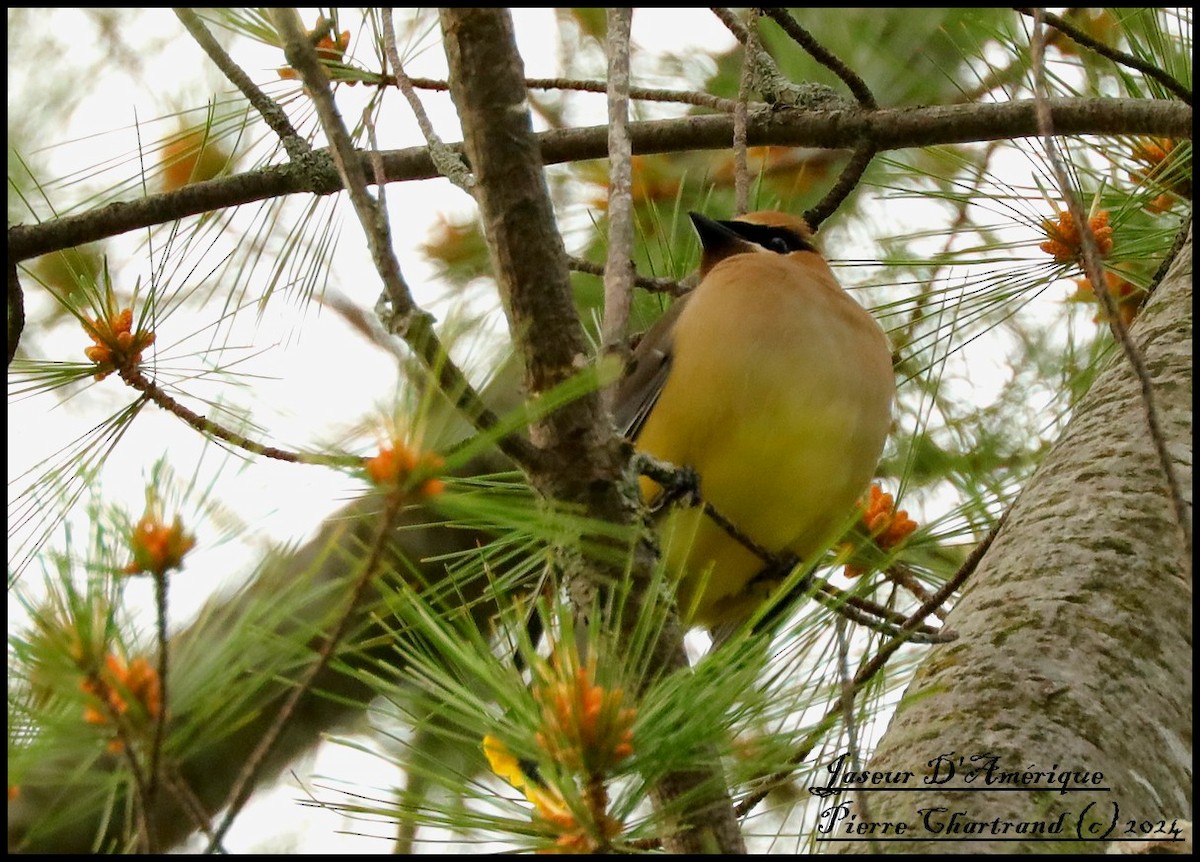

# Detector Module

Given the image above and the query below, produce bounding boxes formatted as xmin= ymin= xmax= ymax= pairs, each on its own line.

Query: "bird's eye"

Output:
xmin=766 ymin=236 xmax=790 ymax=254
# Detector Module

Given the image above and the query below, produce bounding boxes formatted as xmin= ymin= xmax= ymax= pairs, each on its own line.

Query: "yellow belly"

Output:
xmin=636 ymin=254 xmax=893 ymax=629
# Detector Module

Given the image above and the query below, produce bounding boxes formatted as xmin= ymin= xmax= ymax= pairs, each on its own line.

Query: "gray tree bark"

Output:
xmin=833 ymin=230 xmax=1192 ymax=854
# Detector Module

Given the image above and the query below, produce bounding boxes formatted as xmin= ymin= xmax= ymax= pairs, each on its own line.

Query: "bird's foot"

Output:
xmin=632 ymin=453 xmax=701 ymax=512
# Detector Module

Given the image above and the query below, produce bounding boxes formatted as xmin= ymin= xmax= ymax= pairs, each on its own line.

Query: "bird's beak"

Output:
xmin=688 ymin=211 xmax=742 ymax=250
xmin=689 ymin=211 xmax=754 ymax=273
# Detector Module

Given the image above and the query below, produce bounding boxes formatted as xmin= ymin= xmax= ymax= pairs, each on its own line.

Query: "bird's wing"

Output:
xmin=612 ymin=294 xmax=691 ymax=441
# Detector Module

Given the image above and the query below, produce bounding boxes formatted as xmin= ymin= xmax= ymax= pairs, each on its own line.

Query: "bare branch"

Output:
xmin=803 ymin=141 xmax=876 ymax=230
xmin=271 ymin=8 xmax=538 ymax=470
xmin=118 ymin=368 xmax=362 ymax=467
xmin=602 ymin=8 xmax=636 ymax=355
xmin=1148 ymin=212 xmax=1193 ymax=300
xmin=273 ymin=11 xmax=404 ymax=315
xmin=10 ymin=98 xmax=1191 ymax=262
xmin=146 ymin=571 xmax=170 ymax=846
xmin=174 ymin=8 xmax=311 ymax=161
xmin=403 ymin=74 xmax=740 ymax=113
xmin=710 ymin=6 xmax=840 ymax=108
xmin=757 ymin=8 xmax=878 ymax=109
xmin=736 ymin=510 xmax=1009 ymax=819
xmin=635 ymin=454 xmax=949 ymax=643
xmin=380 ymin=8 xmax=475 ymax=194
xmin=206 ymin=486 xmax=410 ymax=851
xmin=743 ymin=8 xmax=883 ymax=230
xmin=568 ymin=254 xmax=689 ymax=296
xmin=1014 ymin=7 xmax=1192 ymax=105
xmin=732 ymin=10 xmax=755 ymax=214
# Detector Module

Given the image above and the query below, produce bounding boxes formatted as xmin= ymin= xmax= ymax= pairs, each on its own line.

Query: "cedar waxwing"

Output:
xmin=614 ymin=210 xmax=894 ymax=631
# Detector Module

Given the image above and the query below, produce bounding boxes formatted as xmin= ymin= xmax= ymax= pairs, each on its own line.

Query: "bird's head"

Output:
xmin=689 ymin=210 xmax=819 ymax=276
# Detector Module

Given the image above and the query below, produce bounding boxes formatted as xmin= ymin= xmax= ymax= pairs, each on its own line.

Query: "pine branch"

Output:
xmin=10 ymin=98 xmax=1190 ymax=262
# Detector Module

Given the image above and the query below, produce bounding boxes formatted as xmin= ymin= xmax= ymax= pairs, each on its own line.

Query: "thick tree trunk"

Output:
xmin=834 ymin=231 xmax=1192 ymax=853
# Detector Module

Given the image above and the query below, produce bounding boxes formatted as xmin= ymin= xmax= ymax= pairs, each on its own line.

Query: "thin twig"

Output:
xmin=272 ymin=8 xmax=539 ymax=470
xmin=711 ymin=7 xmax=844 ymax=108
xmin=601 ymin=8 xmax=636 ymax=356
xmin=757 ymin=8 xmax=877 ymax=109
xmin=812 ymin=581 xmax=950 ymax=643
xmin=710 ymin=7 xmax=779 ymax=88
xmin=275 ymin=11 xmax=410 ymax=323
xmin=165 ymin=765 xmax=220 ymax=849
xmin=835 ymin=618 xmax=879 ymax=853
xmin=732 ymin=11 xmax=756 ymax=214
xmin=803 ymin=142 xmax=876 ymax=230
xmin=929 ymin=509 xmax=1007 ymax=609
xmin=80 ymin=664 xmax=156 ymax=850
xmin=816 ymin=593 xmax=949 ymax=644
xmin=568 ymin=255 xmax=688 ymax=296
xmin=204 ymin=488 xmax=408 ymax=851
xmin=363 ymin=116 xmax=390 ymax=232
xmin=750 ymin=564 xmax=948 ymax=643
xmin=173 ymin=8 xmax=311 ymax=161
xmin=883 ymin=563 xmax=950 ymax=622
xmin=116 ymin=366 xmax=363 ymax=468
xmin=400 ymin=74 xmax=740 ymax=113
xmin=670 ymin=499 xmax=767 ymax=562
xmin=710 ymin=7 xmax=785 ymax=95
xmin=1014 ymin=7 xmax=1192 ymax=105
xmin=145 ymin=571 xmax=170 ymax=836
xmin=736 ymin=511 xmax=1007 ymax=817
xmin=380 ymin=9 xmax=475 ymax=193
xmin=636 ymin=453 xmax=949 ymax=642
xmin=1028 ymin=10 xmax=1192 ymax=561
xmin=821 ymin=582 xmax=922 ymax=630
xmin=1146 ymin=212 xmax=1193 ymax=301
xmin=747 ymin=7 xmax=893 ymax=228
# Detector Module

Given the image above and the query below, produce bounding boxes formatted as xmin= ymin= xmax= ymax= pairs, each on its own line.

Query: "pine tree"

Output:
xmin=8 ymin=8 xmax=1191 ymax=853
